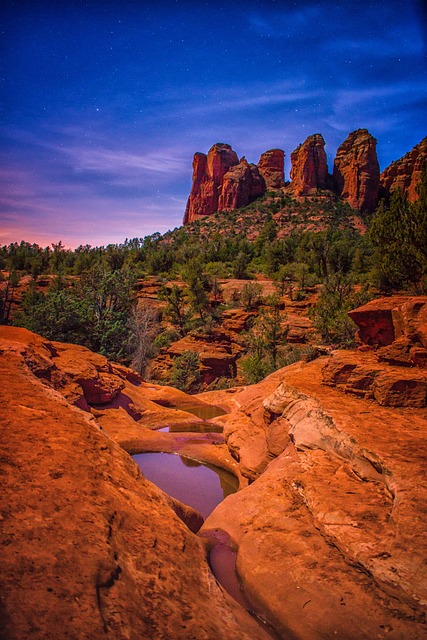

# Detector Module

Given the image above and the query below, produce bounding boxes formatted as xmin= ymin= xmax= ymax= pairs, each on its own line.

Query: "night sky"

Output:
xmin=1 ymin=0 xmax=426 ymax=248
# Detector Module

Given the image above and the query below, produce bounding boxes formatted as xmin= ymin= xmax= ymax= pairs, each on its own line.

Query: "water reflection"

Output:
xmin=133 ymin=452 xmax=237 ymax=519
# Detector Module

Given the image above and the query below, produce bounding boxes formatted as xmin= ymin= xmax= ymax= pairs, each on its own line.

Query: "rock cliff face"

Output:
xmin=380 ymin=136 xmax=427 ymax=202
xmin=183 ymin=132 xmax=426 ymax=224
xmin=257 ymin=148 xmax=285 ymax=189
xmin=333 ymin=128 xmax=380 ymax=213
xmin=184 ymin=144 xmax=279 ymax=224
xmin=289 ymin=133 xmax=328 ymax=194
xmin=184 ymin=143 xmax=239 ymax=224
xmin=218 ymin=158 xmax=266 ymax=211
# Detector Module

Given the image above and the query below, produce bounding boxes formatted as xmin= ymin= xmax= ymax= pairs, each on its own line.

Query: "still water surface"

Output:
xmin=133 ymin=452 xmax=237 ymax=519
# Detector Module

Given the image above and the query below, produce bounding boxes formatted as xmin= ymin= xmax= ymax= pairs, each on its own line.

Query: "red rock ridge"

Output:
xmin=289 ymin=133 xmax=328 ymax=194
xmin=333 ymin=128 xmax=380 ymax=214
xmin=380 ymin=136 xmax=427 ymax=202
xmin=257 ymin=148 xmax=285 ymax=189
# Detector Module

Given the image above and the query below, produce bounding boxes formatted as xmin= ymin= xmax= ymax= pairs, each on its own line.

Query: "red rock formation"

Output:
xmin=333 ymin=128 xmax=380 ymax=213
xmin=202 ymin=359 xmax=427 ymax=638
xmin=289 ymin=133 xmax=328 ymax=194
xmin=380 ymin=136 xmax=427 ymax=202
xmin=0 ymin=327 xmax=268 ymax=640
xmin=348 ymin=296 xmax=427 ymax=350
xmin=257 ymin=148 xmax=285 ymax=189
xmin=218 ymin=158 xmax=266 ymax=211
xmin=184 ymin=144 xmax=239 ymax=224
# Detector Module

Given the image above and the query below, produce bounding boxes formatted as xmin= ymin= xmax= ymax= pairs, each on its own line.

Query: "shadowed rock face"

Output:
xmin=184 ymin=144 xmax=270 ymax=224
xmin=218 ymin=159 xmax=266 ymax=211
xmin=380 ymin=136 xmax=427 ymax=202
xmin=258 ymin=148 xmax=285 ymax=189
xmin=290 ymin=133 xmax=328 ymax=194
xmin=333 ymin=128 xmax=380 ymax=214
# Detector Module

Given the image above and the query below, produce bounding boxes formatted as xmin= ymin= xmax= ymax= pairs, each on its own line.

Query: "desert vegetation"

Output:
xmin=1 ymin=167 xmax=426 ymax=389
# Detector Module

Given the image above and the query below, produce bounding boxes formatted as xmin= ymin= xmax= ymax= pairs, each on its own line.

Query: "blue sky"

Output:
xmin=1 ymin=0 xmax=426 ymax=248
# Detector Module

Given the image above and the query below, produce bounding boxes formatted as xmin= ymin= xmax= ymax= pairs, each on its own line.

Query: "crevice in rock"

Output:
xmin=95 ymin=565 xmax=122 ymax=632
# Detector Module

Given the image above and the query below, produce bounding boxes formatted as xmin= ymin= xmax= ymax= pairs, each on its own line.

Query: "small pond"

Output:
xmin=174 ymin=405 xmax=227 ymax=420
xmin=133 ymin=452 xmax=238 ymax=519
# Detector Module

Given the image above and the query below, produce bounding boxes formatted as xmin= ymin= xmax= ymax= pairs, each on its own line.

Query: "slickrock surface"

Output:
xmin=289 ymin=134 xmax=328 ymax=194
xmin=258 ymin=148 xmax=285 ymax=189
xmin=201 ymin=357 xmax=427 ymax=639
xmin=0 ymin=327 xmax=267 ymax=640
xmin=380 ymin=136 xmax=427 ymax=202
xmin=333 ymin=128 xmax=380 ymax=213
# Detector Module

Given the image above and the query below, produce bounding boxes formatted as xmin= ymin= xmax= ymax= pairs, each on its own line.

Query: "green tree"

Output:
xmin=158 ymin=284 xmax=191 ymax=336
xmin=0 ymin=270 xmax=19 ymax=324
xmin=170 ymin=350 xmax=200 ymax=392
xmin=311 ymin=273 xmax=372 ymax=346
xmin=369 ymin=172 xmax=427 ymax=290
xmin=181 ymin=262 xmax=212 ymax=320
xmin=241 ymin=282 xmax=263 ymax=310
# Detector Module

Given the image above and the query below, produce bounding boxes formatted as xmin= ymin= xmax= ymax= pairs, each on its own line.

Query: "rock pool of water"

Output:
xmin=133 ymin=452 xmax=237 ymax=519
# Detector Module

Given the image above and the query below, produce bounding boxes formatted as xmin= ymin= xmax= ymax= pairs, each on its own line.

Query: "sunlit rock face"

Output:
xmin=257 ymin=148 xmax=285 ymax=189
xmin=289 ymin=133 xmax=328 ymax=194
xmin=184 ymin=143 xmax=239 ymax=223
xmin=333 ymin=128 xmax=380 ymax=214
xmin=0 ymin=327 xmax=270 ymax=640
xmin=380 ymin=136 xmax=427 ymax=203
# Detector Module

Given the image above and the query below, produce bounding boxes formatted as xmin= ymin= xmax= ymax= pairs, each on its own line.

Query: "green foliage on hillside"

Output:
xmin=2 ymin=175 xmax=427 ymax=381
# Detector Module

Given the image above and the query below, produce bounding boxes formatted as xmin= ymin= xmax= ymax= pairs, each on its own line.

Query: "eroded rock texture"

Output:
xmin=289 ymin=133 xmax=328 ymax=194
xmin=380 ymin=136 xmax=427 ymax=202
xmin=257 ymin=148 xmax=285 ymax=189
xmin=184 ymin=143 xmax=240 ymax=223
xmin=218 ymin=158 xmax=266 ymax=212
xmin=201 ymin=357 xmax=427 ymax=639
xmin=333 ymin=128 xmax=380 ymax=213
xmin=0 ymin=327 xmax=268 ymax=640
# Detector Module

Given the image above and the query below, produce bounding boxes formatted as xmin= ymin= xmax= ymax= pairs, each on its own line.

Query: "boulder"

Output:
xmin=349 ymin=296 xmax=427 ymax=352
xmin=333 ymin=128 xmax=380 ymax=213
xmin=322 ymin=350 xmax=427 ymax=407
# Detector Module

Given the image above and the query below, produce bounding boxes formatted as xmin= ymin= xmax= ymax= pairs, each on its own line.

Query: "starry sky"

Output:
xmin=1 ymin=0 xmax=426 ymax=248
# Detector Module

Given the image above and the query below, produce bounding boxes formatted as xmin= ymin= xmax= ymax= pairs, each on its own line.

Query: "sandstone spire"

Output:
xmin=333 ymin=129 xmax=380 ymax=214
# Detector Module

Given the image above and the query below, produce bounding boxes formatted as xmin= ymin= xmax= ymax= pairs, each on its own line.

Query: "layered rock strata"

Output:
xmin=289 ymin=133 xmax=328 ymax=194
xmin=333 ymin=128 xmax=380 ymax=213
xmin=380 ymin=136 xmax=427 ymax=202
xmin=184 ymin=144 xmax=281 ymax=224
xmin=183 ymin=143 xmax=239 ymax=224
